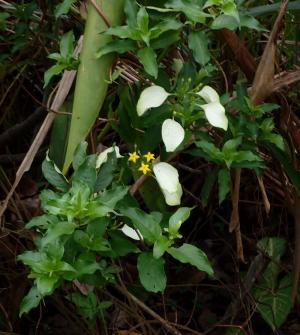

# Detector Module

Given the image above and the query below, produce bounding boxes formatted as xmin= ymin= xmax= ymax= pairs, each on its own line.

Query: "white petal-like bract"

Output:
xmin=120 ymin=224 xmax=142 ymax=240
xmin=153 ymin=162 xmax=182 ymax=206
xmin=201 ymin=102 xmax=228 ymax=131
xmin=96 ymin=146 xmax=122 ymax=168
xmin=197 ymin=85 xmax=220 ymax=103
xmin=162 ymin=119 xmax=185 ymax=152
xmin=137 ymin=85 xmax=170 ymax=116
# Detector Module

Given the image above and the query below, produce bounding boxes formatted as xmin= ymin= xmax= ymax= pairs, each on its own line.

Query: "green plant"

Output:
xmin=18 ymin=143 xmax=213 ymax=315
xmin=252 ymin=237 xmax=292 ymax=331
xmin=14 ymin=0 xmax=300 ymax=331
xmin=44 ymin=30 xmax=80 ymax=87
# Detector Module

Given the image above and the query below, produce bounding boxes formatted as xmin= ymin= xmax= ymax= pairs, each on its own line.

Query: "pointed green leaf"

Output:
xmin=254 ymin=275 xmax=292 ymax=330
xmin=72 ymin=142 xmax=88 ymax=170
xmin=19 ymin=286 xmax=43 ymax=317
xmin=137 ymin=7 xmax=149 ymax=35
xmin=188 ymin=31 xmax=210 ymax=65
xmin=120 ymin=207 xmax=162 ymax=243
xmin=137 ymin=47 xmax=158 ymax=78
xmin=60 ymin=31 xmax=75 ymax=58
xmin=96 ymin=39 xmax=136 ymax=58
xmin=137 ymin=252 xmax=166 ymax=292
xmin=168 ymin=243 xmax=214 ymax=276
xmin=42 ymin=156 xmax=69 ymax=192
xmin=54 ymin=0 xmax=77 ymax=18
xmin=218 ymin=168 xmax=231 ymax=204
xmin=168 ymin=207 xmax=193 ymax=235
xmin=124 ymin=0 xmax=138 ymax=27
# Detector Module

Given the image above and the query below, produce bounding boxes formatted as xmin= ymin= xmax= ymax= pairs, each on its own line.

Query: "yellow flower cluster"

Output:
xmin=128 ymin=151 xmax=155 ymax=175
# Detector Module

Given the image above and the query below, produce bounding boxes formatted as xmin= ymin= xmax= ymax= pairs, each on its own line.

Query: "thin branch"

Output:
xmin=115 ymin=284 xmax=184 ymax=335
xmin=90 ymin=0 xmax=111 ymax=27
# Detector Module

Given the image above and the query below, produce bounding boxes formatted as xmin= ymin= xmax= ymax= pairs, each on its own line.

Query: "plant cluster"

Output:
xmin=12 ymin=0 xmax=299 ymax=332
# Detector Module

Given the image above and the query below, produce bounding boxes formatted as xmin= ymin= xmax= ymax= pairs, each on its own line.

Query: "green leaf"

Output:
xmin=254 ymin=275 xmax=292 ymax=330
xmin=261 ymin=133 xmax=285 ymax=151
xmin=222 ymin=138 xmax=242 ymax=154
xmin=165 ymin=0 xmax=210 ymax=23
xmin=36 ymin=275 xmax=59 ymax=295
xmin=94 ymin=153 xmax=117 ymax=191
xmin=231 ymin=150 xmax=262 ymax=165
xmin=153 ymin=236 xmax=171 ymax=259
xmin=256 ymin=237 xmax=286 ymax=289
xmin=109 ymin=230 xmax=140 ymax=256
xmin=99 ymin=185 xmax=128 ymax=208
xmin=124 ymin=0 xmax=138 ymax=27
xmin=201 ymin=167 xmax=218 ymax=206
xmin=257 ymin=237 xmax=286 ymax=259
xmin=240 ymin=15 xmax=267 ymax=31
xmin=72 ymin=155 xmax=97 ymax=191
xmin=96 ymin=39 xmax=136 ymax=58
xmin=120 ymin=207 xmax=162 ymax=243
xmin=105 ymin=26 xmax=141 ymax=40
xmin=49 ymin=100 xmax=72 ymax=169
xmin=87 ymin=218 xmax=109 ymax=238
xmin=25 ymin=215 xmax=55 ymax=229
xmin=195 ymin=140 xmax=223 ymax=163
xmin=73 ymin=142 xmax=88 ymax=170
xmin=48 ymin=52 xmax=63 ymax=61
xmin=222 ymin=2 xmax=239 ymax=25
xmin=19 ymin=286 xmax=43 ymax=317
xmin=151 ymin=30 xmax=180 ymax=50
xmin=211 ymin=14 xmax=239 ymax=30
xmin=150 ymin=18 xmax=183 ymax=39
xmin=62 ymin=0 xmax=125 ymax=172
xmin=168 ymin=207 xmax=193 ymax=235
xmin=74 ymin=230 xmax=111 ymax=252
xmin=44 ymin=63 xmax=66 ymax=88
xmin=67 ymin=292 xmax=99 ymax=321
xmin=137 ymin=47 xmax=158 ymax=78
xmin=42 ymin=156 xmax=69 ymax=192
xmin=137 ymin=7 xmax=149 ymax=35
xmin=60 ymin=31 xmax=75 ymax=58
xmin=40 ymin=221 xmax=77 ymax=247
xmin=168 ymin=243 xmax=214 ymax=276
xmin=54 ymin=0 xmax=77 ymax=18
xmin=137 ymin=252 xmax=166 ymax=292
xmin=188 ymin=31 xmax=210 ymax=65
xmin=218 ymin=168 xmax=231 ymax=204
xmin=72 ymin=253 xmax=102 ymax=276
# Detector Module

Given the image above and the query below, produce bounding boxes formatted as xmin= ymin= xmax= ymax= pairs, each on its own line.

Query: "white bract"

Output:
xmin=197 ymin=85 xmax=228 ymax=131
xmin=96 ymin=146 xmax=122 ymax=168
xmin=201 ymin=102 xmax=228 ymax=131
xmin=153 ymin=162 xmax=182 ymax=206
xmin=120 ymin=224 xmax=142 ymax=240
xmin=162 ymin=119 xmax=185 ymax=152
xmin=197 ymin=85 xmax=220 ymax=103
xmin=137 ymin=85 xmax=170 ymax=116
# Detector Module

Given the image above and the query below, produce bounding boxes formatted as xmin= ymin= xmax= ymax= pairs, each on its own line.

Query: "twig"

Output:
xmin=115 ymin=284 xmax=184 ymax=335
xmin=230 ymin=168 xmax=245 ymax=262
xmin=257 ymin=175 xmax=270 ymax=214
xmin=90 ymin=0 xmax=111 ymax=27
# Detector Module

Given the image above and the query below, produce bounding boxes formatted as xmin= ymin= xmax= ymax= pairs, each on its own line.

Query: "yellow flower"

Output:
xmin=138 ymin=162 xmax=151 ymax=175
xmin=143 ymin=152 xmax=155 ymax=162
xmin=128 ymin=151 xmax=140 ymax=163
